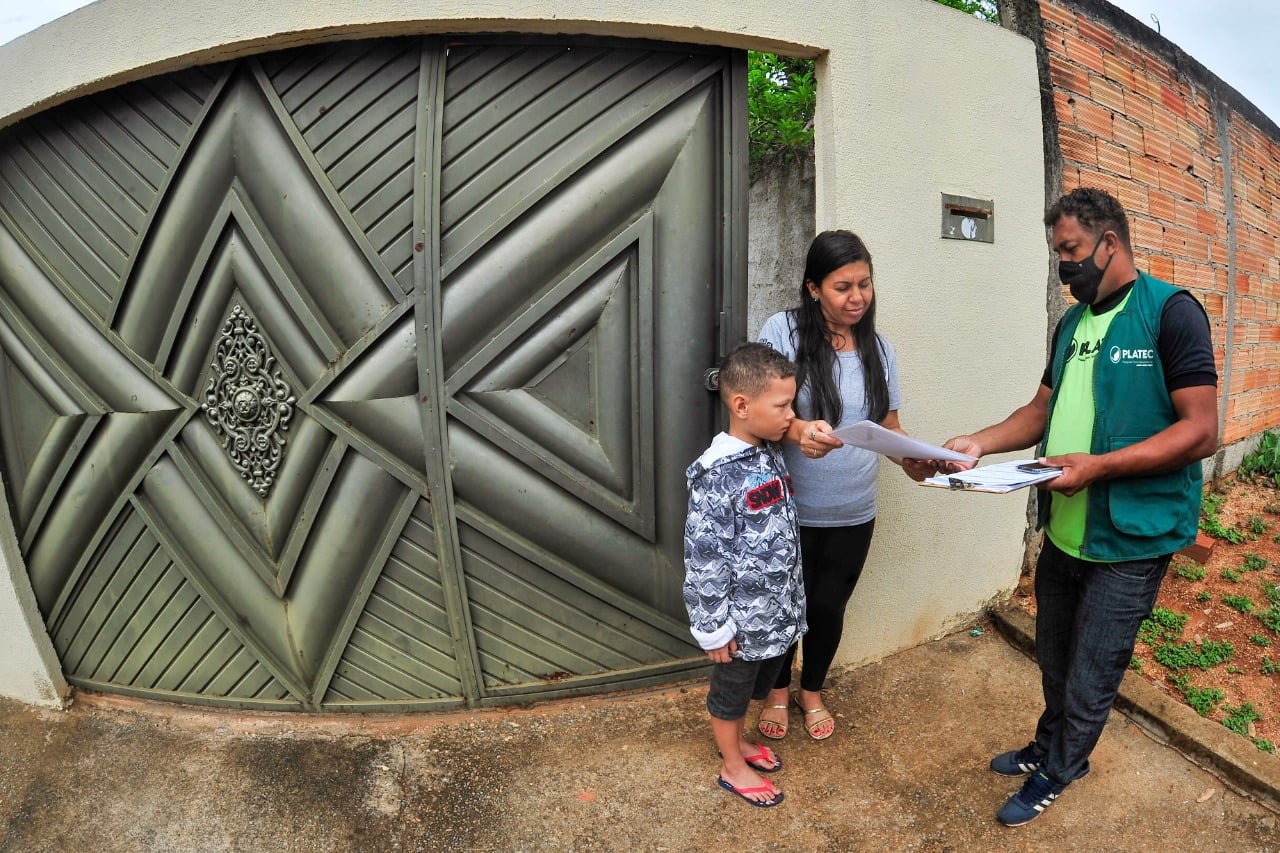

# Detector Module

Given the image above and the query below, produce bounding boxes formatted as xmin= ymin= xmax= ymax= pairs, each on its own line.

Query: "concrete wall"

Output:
xmin=0 ymin=0 xmax=1045 ymax=698
xmin=0 ymin=479 xmax=68 ymax=708
xmin=747 ymin=156 xmax=815 ymax=339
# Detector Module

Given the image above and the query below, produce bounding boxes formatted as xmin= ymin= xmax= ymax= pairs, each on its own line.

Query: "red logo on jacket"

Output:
xmin=745 ymin=475 xmax=793 ymax=511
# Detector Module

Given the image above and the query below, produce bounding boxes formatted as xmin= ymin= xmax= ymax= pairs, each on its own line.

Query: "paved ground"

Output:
xmin=1 ymin=623 xmax=1277 ymax=852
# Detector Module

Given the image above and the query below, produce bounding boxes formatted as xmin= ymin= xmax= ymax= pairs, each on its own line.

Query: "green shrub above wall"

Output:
xmin=939 ymin=0 xmax=999 ymax=20
xmin=746 ymin=52 xmax=815 ymax=176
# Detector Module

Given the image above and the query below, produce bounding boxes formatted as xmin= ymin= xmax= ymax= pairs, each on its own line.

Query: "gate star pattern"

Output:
xmin=0 ymin=37 xmax=738 ymax=709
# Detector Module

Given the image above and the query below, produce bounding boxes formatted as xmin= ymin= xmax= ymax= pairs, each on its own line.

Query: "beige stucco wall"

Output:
xmin=815 ymin=8 xmax=1048 ymax=665
xmin=0 ymin=479 xmax=68 ymax=708
xmin=0 ymin=0 xmax=1045 ymax=699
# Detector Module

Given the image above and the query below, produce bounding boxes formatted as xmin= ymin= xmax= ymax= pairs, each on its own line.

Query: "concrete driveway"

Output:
xmin=1 ymin=620 xmax=1277 ymax=851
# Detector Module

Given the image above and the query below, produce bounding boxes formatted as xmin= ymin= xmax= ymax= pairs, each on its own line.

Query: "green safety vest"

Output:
xmin=1036 ymin=272 xmax=1202 ymax=561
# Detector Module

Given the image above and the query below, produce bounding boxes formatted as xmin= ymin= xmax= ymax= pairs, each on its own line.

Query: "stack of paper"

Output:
xmin=828 ymin=420 xmax=977 ymax=464
xmin=921 ymin=460 xmax=1064 ymax=494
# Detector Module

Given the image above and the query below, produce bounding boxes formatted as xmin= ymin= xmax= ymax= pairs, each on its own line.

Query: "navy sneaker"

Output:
xmin=996 ymin=770 xmax=1070 ymax=827
xmin=989 ymin=742 xmax=1042 ymax=777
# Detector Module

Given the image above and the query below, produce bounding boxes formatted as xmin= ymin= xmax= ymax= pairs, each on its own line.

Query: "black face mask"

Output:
xmin=1057 ymin=234 xmax=1112 ymax=305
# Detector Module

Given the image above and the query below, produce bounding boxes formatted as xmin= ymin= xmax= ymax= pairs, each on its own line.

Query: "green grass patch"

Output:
xmin=1138 ymin=607 xmax=1188 ymax=646
xmin=1258 ymin=606 xmax=1280 ymax=634
xmin=1202 ymin=492 xmax=1245 ymax=543
xmin=1170 ymin=674 xmax=1226 ymax=717
xmin=1241 ymin=552 xmax=1269 ymax=572
xmin=1129 ymin=656 xmax=1143 ymax=674
xmin=1246 ymin=516 xmax=1268 ymax=538
xmin=1222 ymin=568 xmax=1242 ymax=583
xmin=1223 ymin=594 xmax=1255 ymax=614
xmin=1222 ymin=702 xmax=1263 ymax=736
xmin=1250 ymin=634 xmax=1272 ymax=648
xmin=1174 ymin=561 xmax=1206 ymax=581
xmin=1254 ymin=738 xmax=1276 ymax=754
xmin=1262 ymin=581 xmax=1280 ymax=606
xmin=1262 ymin=657 xmax=1280 ymax=676
xmin=1154 ymin=639 xmax=1235 ymax=670
xmin=1196 ymin=590 xmax=1212 ymax=602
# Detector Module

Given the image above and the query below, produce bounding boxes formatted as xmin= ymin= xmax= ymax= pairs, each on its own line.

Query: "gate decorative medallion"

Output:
xmin=202 ymin=305 xmax=296 ymax=497
xmin=0 ymin=37 xmax=744 ymax=709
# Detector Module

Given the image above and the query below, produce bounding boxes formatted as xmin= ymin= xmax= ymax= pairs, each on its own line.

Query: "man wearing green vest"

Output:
xmin=942 ymin=187 xmax=1218 ymax=827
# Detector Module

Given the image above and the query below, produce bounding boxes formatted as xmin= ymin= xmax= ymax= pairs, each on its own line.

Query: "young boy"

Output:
xmin=683 ymin=342 xmax=807 ymax=808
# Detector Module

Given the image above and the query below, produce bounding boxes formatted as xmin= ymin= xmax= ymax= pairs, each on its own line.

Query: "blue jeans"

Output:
xmin=1033 ymin=538 xmax=1171 ymax=784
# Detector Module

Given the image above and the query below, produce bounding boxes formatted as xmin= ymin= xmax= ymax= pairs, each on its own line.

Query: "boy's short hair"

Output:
xmin=1044 ymin=187 xmax=1131 ymax=250
xmin=718 ymin=342 xmax=796 ymax=404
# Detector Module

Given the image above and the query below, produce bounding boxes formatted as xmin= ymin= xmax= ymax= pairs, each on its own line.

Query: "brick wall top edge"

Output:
xmin=1056 ymin=0 xmax=1280 ymax=139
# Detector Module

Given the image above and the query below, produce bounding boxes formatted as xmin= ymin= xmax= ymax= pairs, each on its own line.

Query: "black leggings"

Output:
xmin=772 ymin=519 xmax=876 ymax=693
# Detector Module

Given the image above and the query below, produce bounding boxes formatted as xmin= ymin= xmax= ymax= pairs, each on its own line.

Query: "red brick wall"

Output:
xmin=1225 ymin=114 xmax=1280 ymax=440
xmin=1038 ymin=0 xmax=1280 ymax=447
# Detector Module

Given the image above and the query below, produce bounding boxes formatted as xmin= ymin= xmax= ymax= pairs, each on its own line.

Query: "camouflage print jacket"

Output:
xmin=682 ymin=433 xmax=807 ymax=661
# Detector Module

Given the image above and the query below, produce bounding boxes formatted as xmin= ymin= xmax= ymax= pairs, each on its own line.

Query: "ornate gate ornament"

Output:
xmin=201 ymin=305 xmax=297 ymax=497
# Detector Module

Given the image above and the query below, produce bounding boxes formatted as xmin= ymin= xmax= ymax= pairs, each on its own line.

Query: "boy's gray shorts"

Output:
xmin=706 ymin=652 xmax=788 ymax=720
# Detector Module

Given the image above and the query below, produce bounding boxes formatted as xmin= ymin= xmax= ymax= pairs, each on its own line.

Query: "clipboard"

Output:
xmin=920 ymin=459 xmax=1064 ymax=494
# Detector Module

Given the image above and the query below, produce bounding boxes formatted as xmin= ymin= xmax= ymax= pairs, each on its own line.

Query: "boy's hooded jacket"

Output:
xmin=683 ymin=433 xmax=807 ymax=661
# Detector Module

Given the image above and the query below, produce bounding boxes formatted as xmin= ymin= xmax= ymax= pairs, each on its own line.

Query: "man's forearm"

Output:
xmin=969 ymin=402 xmax=1047 ymax=457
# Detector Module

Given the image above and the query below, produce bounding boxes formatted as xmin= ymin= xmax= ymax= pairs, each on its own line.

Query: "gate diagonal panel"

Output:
xmin=0 ymin=36 xmax=737 ymax=709
xmin=439 ymin=42 xmax=725 ymax=692
xmin=0 ymin=66 xmax=224 ymax=323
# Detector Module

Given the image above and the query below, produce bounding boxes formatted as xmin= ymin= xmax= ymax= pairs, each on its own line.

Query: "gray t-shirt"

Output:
xmin=758 ymin=310 xmax=902 ymax=527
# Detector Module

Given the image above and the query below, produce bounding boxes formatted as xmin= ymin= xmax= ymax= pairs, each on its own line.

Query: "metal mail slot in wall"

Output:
xmin=941 ymin=194 xmax=994 ymax=243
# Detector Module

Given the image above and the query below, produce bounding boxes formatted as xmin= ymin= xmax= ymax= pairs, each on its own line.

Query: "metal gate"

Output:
xmin=0 ymin=36 xmax=745 ymax=710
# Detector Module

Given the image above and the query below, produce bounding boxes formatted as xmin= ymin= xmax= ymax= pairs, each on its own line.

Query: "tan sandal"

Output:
xmin=792 ymin=692 xmax=835 ymax=740
xmin=756 ymin=704 xmax=789 ymax=740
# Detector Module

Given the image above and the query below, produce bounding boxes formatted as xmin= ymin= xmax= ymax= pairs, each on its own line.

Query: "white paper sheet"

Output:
xmin=920 ymin=459 xmax=1064 ymax=493
xmin=828 ymin=420 xmax=977 ymax=463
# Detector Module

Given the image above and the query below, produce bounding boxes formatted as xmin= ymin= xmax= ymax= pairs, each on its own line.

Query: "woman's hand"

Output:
xmin=795 ymin=419 xmax=842 ymax=460
xmin=898 ymin=457 xmax=937 ymax=482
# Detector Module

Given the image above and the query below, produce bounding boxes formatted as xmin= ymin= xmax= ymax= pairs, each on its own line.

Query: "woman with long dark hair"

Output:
xmin=756 ymin=230 xmax=931 ymax=740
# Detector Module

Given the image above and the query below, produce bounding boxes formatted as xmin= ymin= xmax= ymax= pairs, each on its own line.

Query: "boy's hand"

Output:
xmin=707 ymin=639 xmax=737 ymax=663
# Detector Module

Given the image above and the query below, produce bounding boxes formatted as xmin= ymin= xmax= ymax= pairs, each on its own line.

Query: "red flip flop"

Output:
xmin=717 ymin=745 xmax=782 ymax=773
xmin=717 ymin=775 xmax=784 ymax=808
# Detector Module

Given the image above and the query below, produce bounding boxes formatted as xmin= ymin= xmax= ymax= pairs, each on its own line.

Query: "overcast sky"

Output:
xmin=0 ymin=0 xmax=89 ymax=47
xmin=1106 ymin=0 xmax=1279 ymax=126
xmin=0 ymin=0 xmax=1276 ymax=126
